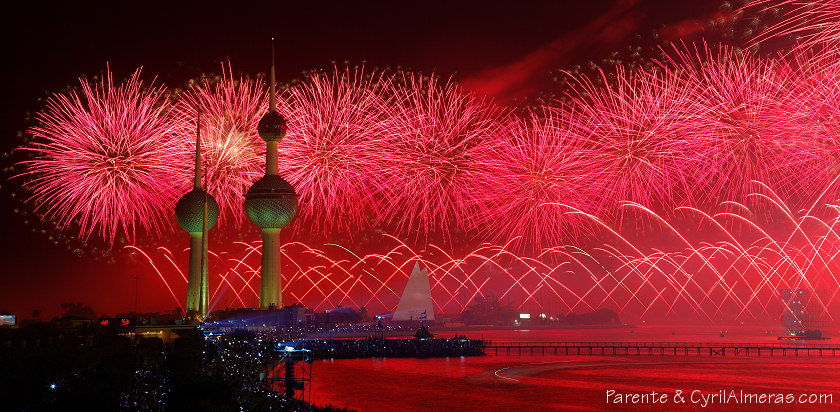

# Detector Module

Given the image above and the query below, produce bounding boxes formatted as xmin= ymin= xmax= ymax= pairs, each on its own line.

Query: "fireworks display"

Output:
xmin=20 ymin=68 xmax=180 ymax=244
xmin=171 ymin=63 xmax=267 ymax=226
xmin=471 ymin=110 xmax=599 ymax=250
xmin=13 ymin=1 xmax=840 ymax=321
xmin=277 ymin=66 xmax=393 ymax=234
xmin=564 ymin=65 xmax=700 ymax=213
xmin=378 ymin=73 xmax=505 ymax=238
xmin=30 ymin=51 xmax=840 ymax=245
xmin=671 ymin=45 xmax=831 ymax=205
xmin=129 ymin=182 xmax=840 ymax=322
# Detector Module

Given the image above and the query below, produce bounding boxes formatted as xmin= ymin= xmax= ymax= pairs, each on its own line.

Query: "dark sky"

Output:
xmin=0 ymin=0 xmax=724 ymax=319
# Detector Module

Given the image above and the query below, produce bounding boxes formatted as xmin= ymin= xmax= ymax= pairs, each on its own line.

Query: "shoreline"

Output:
xmin=432 ymin=323 xmax=636 ymax=331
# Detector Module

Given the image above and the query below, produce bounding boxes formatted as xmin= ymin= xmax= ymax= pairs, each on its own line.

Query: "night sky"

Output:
xmin=0 ymin=0 xmax=725 ymax=319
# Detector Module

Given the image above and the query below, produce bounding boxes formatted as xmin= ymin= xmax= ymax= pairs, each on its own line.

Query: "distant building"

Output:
xmin=0 ymin=315 xmax=15 ymax=327
xmin=53 ymin=315 xmax=93 ymax=329
xmin=209 ymin=304 xmax=307 ymax=326
xmin=279 ymin=304 xmax=306 ymax=326
xmin=780 ymin=288 xmax=827 ymax=337
xmin=133 ymin=325 xmax=197 ymax=344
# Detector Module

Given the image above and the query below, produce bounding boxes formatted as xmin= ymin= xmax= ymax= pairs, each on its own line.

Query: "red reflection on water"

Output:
xmin=308 ymin=328 xmax=840 ymax=411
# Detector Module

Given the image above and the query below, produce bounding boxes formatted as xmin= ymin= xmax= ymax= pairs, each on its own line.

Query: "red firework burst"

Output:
xmin=471 ymin=110 xmax=601 ymax=250
xmin=21 ymin=67 xmax=180 ymax=244
xmin=564 ymin=65 xmax=701 ymax=214
xmin=670 ymin=45 xmax=827 ymax=204
xmin=379 ymin=73 xmax=506 ymax=238
xmin=276 ymin=66 xmax=393 ymax=233
xmin=780 ymin=50 xmax=840 ymax=192
xmin=172 ymin=63 xmax=267 ymax=225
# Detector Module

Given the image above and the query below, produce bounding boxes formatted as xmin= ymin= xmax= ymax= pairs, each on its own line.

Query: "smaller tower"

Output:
xmin=244 ymin=39 xmax=298 ymax=309
xmin=175 ymin=112 xmax=219 ymax=318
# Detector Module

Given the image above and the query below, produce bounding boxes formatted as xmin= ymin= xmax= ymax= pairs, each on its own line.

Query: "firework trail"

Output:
xmin=129 ymin=173 xmax=840 ymax=321
xmin=378 ymin=73 xmax=506 ymax=238
xmin=135 ymin=184 xmax=840 ymax=322
xmin=555 ymin=182 xmax=840 ymax=322
xmin=172 ymin=63 xmax=267 ymax=225
xmin=564 ymin=65 xmax=701 ymax=214
xmin=781 ymin=49 xmax=840 ymax=186
xmin=277 ymin=66 xmax=393 ymax=234
xmin=668 ymin=45 xmax=828 ymax=205
xmin=471 ymin=109 xmax=601 ymax=250
xmin=21 ymin=67 xmax=180 ymax=243
xmin=132 ymin=236 xmax=574 ymax=315
xmin=746 ymin=0 xmax=840 ymax=52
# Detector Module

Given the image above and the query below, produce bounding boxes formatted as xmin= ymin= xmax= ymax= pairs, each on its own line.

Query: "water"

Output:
xmin=307 ymin=327 xmax=840 ymax=411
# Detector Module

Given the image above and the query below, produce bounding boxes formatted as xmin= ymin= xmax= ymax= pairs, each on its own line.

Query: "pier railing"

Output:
xmin=485 ymin=341 xmax=840 ymax=357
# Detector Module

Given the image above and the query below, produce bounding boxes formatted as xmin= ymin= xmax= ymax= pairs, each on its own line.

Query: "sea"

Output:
xmin=306 ymin=326 xmax=840 ymax=411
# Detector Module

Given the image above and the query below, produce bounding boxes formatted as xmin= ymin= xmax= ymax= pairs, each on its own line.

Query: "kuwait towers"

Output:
xmin=175 ymin=115 xmax=220 ymax=318
xmin=244 ymin=39 xmax=299 ymax=309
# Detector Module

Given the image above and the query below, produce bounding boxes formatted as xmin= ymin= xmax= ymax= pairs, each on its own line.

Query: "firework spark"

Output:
xmin=277 ymin=66 xmax=393 ymax=234
xmin=746 ymin=0 xmax=840 ymax=52
xmin=379 ymin=73 xmax=506 ymax=238
xmin=564 ymin=65 xmax=701 ymax=214
xmin=172 ymin=63 xmax=267 ymax=225
xmin=471 ymin=110 xmax=600 ymax=250
xmin=21 ymin=67 xmax=180 ymax=243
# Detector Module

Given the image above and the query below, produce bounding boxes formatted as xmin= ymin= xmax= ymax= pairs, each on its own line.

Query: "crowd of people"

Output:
xmin=283 ymin=335 xmax=487 ymax=359
xmin=202 ymin=320 xmax=416 ymax=342
xmin=3 ymin=318 xmax=483 ymax=410
xmin=204 ymin=332 xmax=288 ymax=409
xmin=120 ymin=342 xmax=168 ymax=410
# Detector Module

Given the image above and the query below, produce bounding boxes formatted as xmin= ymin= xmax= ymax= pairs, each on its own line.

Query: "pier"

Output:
xmin=486 ymin=341 xmax=840 ymax=357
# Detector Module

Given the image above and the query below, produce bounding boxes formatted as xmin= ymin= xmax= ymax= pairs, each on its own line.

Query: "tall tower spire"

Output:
xmin=270 ymin=37 xmax=276 ymax=112
xmin=266 ymin=37 xmax=279 ymax=176
xmin=194 ymin=110 xmax=202 ymax=188
xmin=176 ymin=107 xmax=219 ymax=320
xmin=244 ymin=38 xmax=299 ymax=310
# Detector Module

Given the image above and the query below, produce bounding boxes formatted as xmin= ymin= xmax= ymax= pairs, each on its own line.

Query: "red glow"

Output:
xmin=129 ymin=183 xmax=840 ymax=322
xmin=21 ymin=67 xmax=181 ymax=244
xmin=172 ymin=62 xmax=267 ymax=226
xmin=15 ymin=7 xmax=840 ymax=322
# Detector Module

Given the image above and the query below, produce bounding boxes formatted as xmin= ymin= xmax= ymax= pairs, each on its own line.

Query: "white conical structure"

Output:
xmin=393 ymin=262 xmax=435 ymax=321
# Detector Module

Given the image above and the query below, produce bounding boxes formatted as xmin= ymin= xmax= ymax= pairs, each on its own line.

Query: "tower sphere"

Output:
xmin=244 ymin=175 xmax=298 ymax=229
xmin=175 ymin=188 xmax=220 ymax=233
xmin=258 ymin=110 xmax=287 ymax=142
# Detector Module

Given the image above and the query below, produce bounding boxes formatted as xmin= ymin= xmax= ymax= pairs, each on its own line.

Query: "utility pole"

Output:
xmin=134 ymin=276 xmax=139 ymax=315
